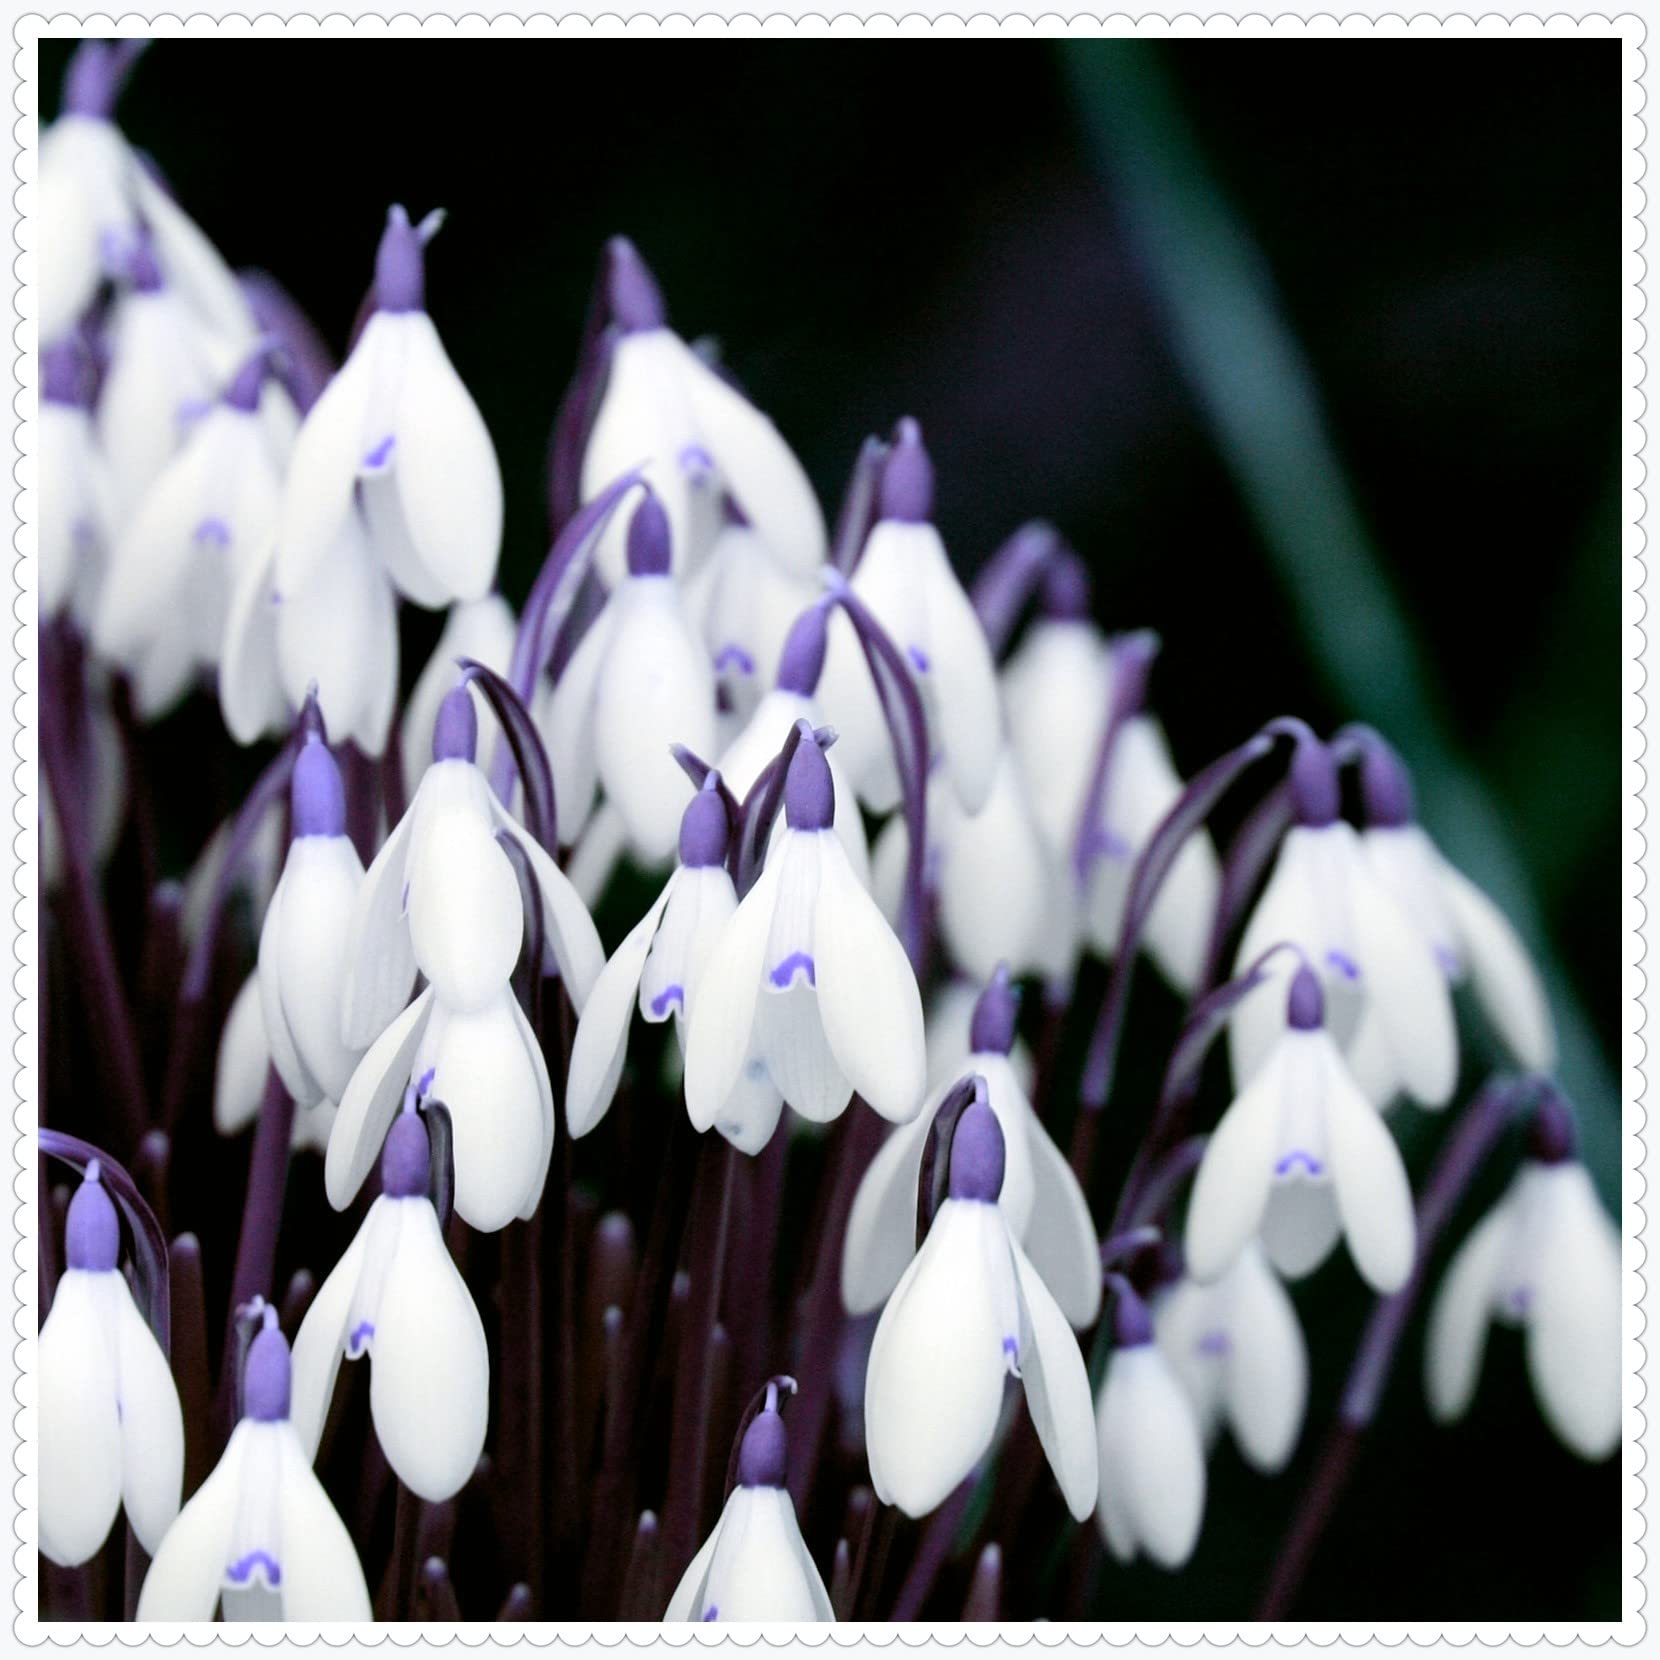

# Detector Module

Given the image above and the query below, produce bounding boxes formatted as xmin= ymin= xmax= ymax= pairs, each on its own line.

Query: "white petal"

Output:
xmin=815 ymin=606 xmax=901 ymax=812
xmin=1011 ymin=1242 xmax=1098 ymax=1520
xmin=917 ymin=529 xmax=1002 ymax=814
xmin=129 ymin=160 xmax=253 ymax=342
xmin=1221 ymin=1245 xmax=1308 ymax=1473
xmin=258 ymin=870 xmax=322 ymax=1106
xmin=537 ymin=604 xmax=614 ymax=849
xmin=664 ymin=1511 xmax=723 ymax=1621
xmin=214 ymin=973 xmax=271 ymax=1136
xmin=402 ymin=596 xmax=515 ymax=795
xmin=407 ymin=810 xmax=523 ymax=1011
xmin=325 ymin=987 xmax=435 ymax=1212
xmin=275 ymin=1428 xmax=373 ymax=1619
xmin=1094 ymin=1345 xmax=1206 ymax=1569
xmin=288 ymin=1210 xmax=376 ymax=1461
xmin=219 ymin=533 xmax=288 ymax=745
xmin=1019 ymin=1101 xmax=1102 ymax=1328
xmin=1424 ymin=1201 xmax=1511 ymax=1426
xmin=1323 ymin=1044 xmax=1416 ymax=1293
xmin=488 ymin=805 xmax=607 ymax=1011
xmin=38 ymin=1271 xmax=122 ymax=1566
xmin=136 ymin=1423 xmax=249 ymax=1620
xmin=273 ymin=837 xmax=367 ymax=1103
xmin=39 ymin=117 xmax=126 ymax=340
xmin=1153 ymin=1280 xmax=1228 ymax=1448
xmin=565 ymin=798 xmax=629 ymax=906
xmin=841 ymin=1108 xmax=934 ymax=1316
xmin=640 ymin=866 xmax=736 ymax=1031
xmin=756 ymin=978 xmax=852 ymax=1124
xmin=112 ymin=1278 xmax=185 ymax=1554
xmin=1185 ymin=1047 xmax=1287 ymax=1282
xmin=340 ymin=801 xmax=417 ymax=1049
xmin=1227 ymin=830 xmax=1323 ymax=1089
xmin=694 ymin=1485 xmax=832 ymax=1621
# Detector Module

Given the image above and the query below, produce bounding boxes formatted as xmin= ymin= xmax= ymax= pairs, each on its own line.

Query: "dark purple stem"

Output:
xmin=1197 ymin=778 xmax=1295 ymax=997
xmin=462 ymin=660 xmax=558 ymax=853
xmin=970 ymin=521 xmax=1067 ymax=658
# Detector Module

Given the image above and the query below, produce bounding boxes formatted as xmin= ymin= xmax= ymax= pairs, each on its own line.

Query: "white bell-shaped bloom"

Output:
xmin=537 ymin=491 xmax=717 ymax=864
xmin=275 ymin=206 xmax=500 ymax=612
xmin=1229 ymin=741 xmax=1458 ymax=1110
xmin=684 ymin=737 xmax=925 ymax=1152
xmin=1094 ymin=1283 xmax=1207 ymax=1569
xmin=137 ymin=1311 xmax=371 ymax=1621
xmin=865 ymin=1100 xmax=1097 ymax=1520
xmin=38 ymin=1164 xmax=183 ymax=1567
xmin=566 ymin=781 xmax=741 ymax=1138
xmin=1189 ymin=966 xmax=1416 ymax=1294
xmin=817 ymin=421 xmax=1000 ymax=815
xmin=212 ymin=976 xmax=336 ymax=1154
xmin=39 ymin=341 xmax=113 ymax=626
xmin=179 ymin=801 xmax=283 ymax=951
xmin=291 ymin=1111 xmax=487 ymax=1500
xmin=400 ymin=593 xmax=516 ymax=796
xmin=843 ymin=967 xmax=1100 ymax=1328
xmin=579 ymin=238 xmax=825 ymax=588
xmin=1153 ymin=1242 xmax=1308 ymax=1474
xmin=1425 ymin=1099 xmax=1619 ymax=1462
xmin=666 ymin=1385 xmax=832 ymax=1621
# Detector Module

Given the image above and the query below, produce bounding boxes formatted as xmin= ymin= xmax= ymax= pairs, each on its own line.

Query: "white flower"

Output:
xmin=537 ymin=490 xmax=718 ymax=864
xmin=274 ymin=206 xmax=501 ymax=612
xmin=1188 ymin=966 xmax=1416 ymax=1294
xmin=1094 ymin=1283 xmax=1207 ymax=1569
xmin=816 ymin=421 xmax=1000 ymax=815
xmin=213 ymin=978 xmax=336 ymax=1154
xmin=38 ymin=1164 xmax=183 ymax=1568
xmin=137 ymin=1311 xmax=371 ymax=1621
xmin=41 ymin=662 xmax=126 ymax=893
xmin=684 ymin=736 xmax=925 ymax=1152
xmin=400 ymin=593 xmax=516 ymax=796
xmin=926 ymin=977 xmax=1036 ymax=1094
xmin=665 ymin=1386 xmax=832 ymax=1622
xmin=39 ymin=341 xmax=113 ymax=627
xmin=864 ymin=1099 xmax=1097 ymax=1520
xmin=579 ymin=238 xmax=825 ymax=588
xmin=291 ymin=1111 xmax=488 ymax=1501
xmin=566 ymin=780 xmax=740 ymax=1138
xmin=842 ymin=967 xmax=1100 ymax=1328
xmin=1153 ymin=1241 xmax=1308 ymax=1474
xmin=1425 ymin=1098 xmax=1619 ymax=1461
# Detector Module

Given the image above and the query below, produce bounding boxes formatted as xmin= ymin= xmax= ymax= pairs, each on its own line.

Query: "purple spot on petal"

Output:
xmin=1509 ymin=1286 xmax=1534 ymax=1316
xmin=1002 ymin=1335 xmax=1019 ymax=1360
xmin=713 ymin=644 xmax=756 ymax=676
xmin=702 ymin=1607 xmax=718 ymax=1622
xmin=269 ymin=590 xmax=284 ymax=606
xmin=768 ymin=951 xmax=816 ymax=989
xmin=907 ymin=644 xmax=931 ymax=674
xmin=227 ymin=1551 xmax=282 ymax=1587
xmin=1325 ymin=949 xmax=1360 ymax=981
xmin=363 ymin=434 xmax=396 ymax=470
xmin=1196 ymin=1330 xmax=1232 ymax=1357
xmin=650 ymin=984 xmax=685 ymax=1017
xmin=347 ymin=1321 xmax=375 ymax=1356
xmin=1081 ymin=826 xmax=1133 ymax=864
xmin=1434 ymin=943 xmax=1462 ymax=977
xmin=679 ymin=443 xmax=715 ymax=478
xmin=194 ymin=516 xmax=231 ymax=549
xmin=1275 ymin=1150 xmax=1325 ymax=1177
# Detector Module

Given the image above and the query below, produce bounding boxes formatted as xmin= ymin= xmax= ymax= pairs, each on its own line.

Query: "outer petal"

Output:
xmin=129 ymin=160 xmax=253 ymax=342
xmin=913 ymin=527 xmax=1001 ymax=813
xmin=841 ymin=1107 xmax=935 ymax=1316
xmin=214 ymin=973 xmax=271 ymax=1136
xmin=111 ymin=1279 xmax=185 ymax=1554
xmin=325 ymin=988 xmax=436 ymax=1211
xmin=219 ymin=532 xmax=288 ymax=744
xmin=694 ymin=1485 xmax=832 ymax=1621
xmin=135 ymin=1424 xmax=249 ymax=1620
xmin=288 ymin=1211 xmax=376 ymax=1461
xmin=757 ymin=980 xmax=852 ymax=1124
xmin=488 ymin=805 xmax=606 ymax=1010
xmin=1011 ymin=1242 xmax=1098 ymax=1520
xmin=1184 ymin=1048 xmax=1287 ymax=1283
xmin=38 ymin=1271 xmax=122 ymax=1566
xmin=1095 ymin=1345 xmax=1206 ymax=1569
xmin=275 ymin=1428 xmax=373 ymax=1619
xmin=1222 ymin=1245 xmax=1308 ymax=1473
xmin=340 ymin=803 xmax=418 ymax=1049
xmin=1424 ymin=1202 xmax=1511 ymax=1426
xmin=1324 ymin=1048 xmax=1416 ymax=1293
xmin=258 ymin=870 xmax=323 ymax=1106
xmin=664 ymin=1510 xmax=724 ymax=1621
xmin=273 ymin=836 xmax=367 ymax=1103
xmin=407 ymin=811 xmax=523 ymax=1012
xmin=537 ymin=603 xmax=615 ymax=850
xmin=1227 ymin=830 xmax=1322 ymax=1090
xmin=1020 ymin=1105 xmax=1102 ymax=1328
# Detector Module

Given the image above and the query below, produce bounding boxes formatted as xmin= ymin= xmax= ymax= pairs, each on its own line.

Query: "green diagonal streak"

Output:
xmin=1062 ymin=40 xmax=1619 ymax=1201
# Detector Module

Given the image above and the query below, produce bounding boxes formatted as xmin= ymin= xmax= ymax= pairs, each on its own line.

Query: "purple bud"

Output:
xmin=221 ymin=346 xmax=273 ymax=414
xmin=432 ymin=686 xmax=478 ymax=763
xmin=783 ymin=734 xmax=835 ymax=833
xmin=604 ymin=237 xmax=667 ymax=333
xmin=1358 ymin=738 xmax=1416 ymax=829
xmin=879 ymin=418 xmax=935 ymax=524
xmin=1286 ymin=965 xmax=1325 ymax=1031
xmin=1039 ymin=549 xmax=1091 ymax=620
xmin=969 ymin=964 xmax=1020 ymax=1057
xmin=1288 ymin=737 xmax=1340 ymax=829
xmin=1112 ymin=1281 xmax=1155 ymax=1348
xmin=380 ymin=1112 xmax=432 ymax=1198
xmin=736 ymin=1407 xmax=788 ymax=1488
xmin=1527 ymin=1091 xmax=1577 ymax=1166
xmin=243 ymin=1325 xmax=292 ymax=1422
xmin=291 ymin=736 xmax=346 ymax=838
xmin=948 ymin=1101 xmax=1006 ymax=1203
xmin=775 ymin=606 xmax=829 ymax=697
xmin=375 ymin=206 xmax=428 ymax=314
xmin=41 ymin=341 xmax=93 ymax=409
xmin=678 ymin=781 xmax=731 ymax=868
xmin=65 ymin=1164 xmax=118 ymax=1271
xmin=626 ymin=492 xmax=672 ymax=577
xmin=122 ymin=235 xmax=163 ymax=295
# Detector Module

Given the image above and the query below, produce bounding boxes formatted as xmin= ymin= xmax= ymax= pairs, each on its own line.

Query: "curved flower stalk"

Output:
xmin=137 ymin=1306 xmax=371 ymax=1621
xmin=1153 ymin=1240 xmax=1308 ymax=1475
xmin=578 ymin=237 xmax=825 ymax=587
xmin=1187 ymin=966 xmax=1416 ymax=1293
xmin=1425 ymin=1094 xmax=1619 ymax=1461
xmin=684 ymin=734 xmax=925 ymax=1152
xmin=275 ymin=205 xmax=501 ymax=612
xmin=38 ymin=1162 xmax=184 ymax=1568
xmin=39 ymin=339 xmax=112 ymax=627
xmin=842 ymin=966 xmax=1100 ymax=1327
xmin=1227 ymin=734 xmax=1458 ymax=1111
xmin=864 ymin=1099 xmax=1097 ymax=1520
xmin=401 ymin=593 xmax=516 ymax=796
xmin=925 ymin=977 xmax=1035 ymax=1095
xmin=1094 ymin=1280 xmax=1207 ymax=1570
xmin=666 ymin=1380 xmax=832 ymax=1622
xmin=566 ymin=777 xmax=741 ymax=1139
xmin=291 ymin=1108 xmax=487 ymax=1500
xmin=537 ymin=491 xmax=718 ymax=864
xmin=213 ymin=975 xmax=335 ymax=1153
xmin=816 ymin=420 xmax=1001 ymax=815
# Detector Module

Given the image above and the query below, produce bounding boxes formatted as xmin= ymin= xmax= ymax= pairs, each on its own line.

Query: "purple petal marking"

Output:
xmin=906 ymin=644 xmax=931 ymax=674
xmin=227 ymin=1551 xmax=283 ymax=1587
xmin=269 ymin=590 xmax=284 ymax=606
xmin=1080 ymin=826 xmax=1133 ymax=864
xmin=347 ymin=1321 xmax=375 ymax=1356
xmin=1196 ymin=1330 xmax=1232 ymax=1357
xmin=194 ymin=516 xmax=232 ymax=549
xmin=1434 ymin=943 xmax=1462 ymax=977
xmin=713 ymin=643 xmax=757 ymax=676
xmin=650 ymin=984 xmax=685 ymax=1017
xmin=702 ymin=1607 xmax=718 ymax=1622
xmin=1274 ymin=1149 xmax=1325 ymax=1177
xmin=1001 ymin=1335 xmax=1019 ymax=1360
xmin=679 ymin=443 xmax=715 ymax=478
xmin=1508 ymin=1285 xmax=1534 ymax=1316
xmin=1325 ymin=948 xmax=1360 ymax=981
xmin=768 ymin=951 xmax=816 ymax=989
xmin=363 ymin=434 xmax=396 ymax=470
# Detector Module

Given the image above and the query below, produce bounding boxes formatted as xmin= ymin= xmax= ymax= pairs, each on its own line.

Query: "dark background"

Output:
xmin=40 ymin=40 xmax=1622 ymax=1620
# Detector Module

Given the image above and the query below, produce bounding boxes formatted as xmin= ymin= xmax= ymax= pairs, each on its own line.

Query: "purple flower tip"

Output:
xmin=62 ymin=40 xmax=142 ymax=120
xmin=775 ymin=605 xmax=829 ymax=697
xmin=1527 ymin=1091 xmax=1577 ymax=1166
xmin=222 ymin=345 xmax=273 ymax=414
xmin=65 ymin=1164 xmax=118 ymax=1272
xmin=375 ymin=205 xmax=429 ymax=314
xmin=291 ymin=736 xmax=346 ymax=838
xmin=381 ymin=1112 xmax=432 ymax=1199
xmin=244 ymin=1326 xmax=292 ymax=1423
xmin=1286 ymin=965 xmax=1325 ymax=1031
xmin=879 ymin=417 xmax=935 ymax=524
xmin=604 ymin=237 xmax=668 ymax=333
xmin=948 ymin=1100 xmax=1006 ymax=1204
xmin=626 ymin=491 xmax=673 ymax=577
xmin=432 ymin=685 xmax=478 ymax=763
xmin=1288 ymin=736 xmax=1340 ymax=829
xmin=1040 ymin=547 xmax=1091 ymax=619
xmin=969 ymin=964 xmax=1020 ymax=1057
xmin=1112 ymin=1282 xmax=1155 ymax=1349
xmin=783 ymin=731 xmax=835 ymax=833
xmin=678 ymin=780 xmax=731 ymax=868
xmin=1358 ymin=736 xmax=1417 ymax=829
xmin=736 ymin=1407 xmax=789 ymax=1488
xmin=41 ymin=341 xmax=94 ymax=409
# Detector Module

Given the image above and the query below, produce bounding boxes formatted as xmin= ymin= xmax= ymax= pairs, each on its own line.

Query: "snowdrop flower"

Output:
xmin=137 ymin=1307 xmax=371 ymax=1621
xmin=1229 ymin=736 xmax=1457 ymax=1110
xmin=38 ymin=1163 xmax=183 ymax=1568
xmin=1425 ymin=1095 xmax=1619 ymax=1461
xmin=400 ymin=593 xmax=516 ymax=795
xmin=580 ymin=237 xmax=825 ymax=587
xmin=329 ymin=688 xmax=603 ymax=1231
xmin=1153 ymin=1241 xmax=1308 ymax=1474
xmin=864 ymin=1100 xmax=1097 ymax=1520
xmin=843 ymin=966 xmax=1100 ymax=1327
xmin=566 ymin=778 xmax=741 ymax=1138
xmin=665 ymin=1383 xmax=832 ymax=1622
xmin=1188 ymin=966 xmax=1415 ymax=1293
xmin=39 ymin=339 xmax=112 ymax=626
xmin=213 ymin=974 xmax=335 ymax=1154
xmin=538 ymin=491 xmax=718 ymax=864
xmin=817 ymin=421 xmax=1001 ymax=815
xmin=926 ymin=978 xmax=1035 ymax=1095
xmin=1094 ymin=1282 xmax=1207 ymax=1569
xmin=291 ymin=1109 xmax=487 ymax=1500
xmin=684 ymin=735 xmax=925 ymax=1151
xmin=275 ymin=206 xmax=501 ymax=612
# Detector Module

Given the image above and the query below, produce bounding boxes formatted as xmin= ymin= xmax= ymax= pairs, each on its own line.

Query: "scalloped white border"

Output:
xmin=2 ymin=6 xmax=1648 ymax=1653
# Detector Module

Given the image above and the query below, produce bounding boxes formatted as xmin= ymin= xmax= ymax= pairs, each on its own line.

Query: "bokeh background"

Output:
xmin=39 ymin=38 xmax=1622 ymax=1620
